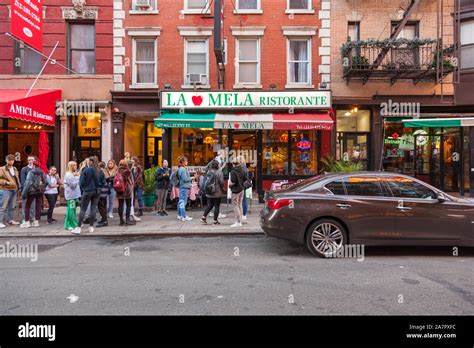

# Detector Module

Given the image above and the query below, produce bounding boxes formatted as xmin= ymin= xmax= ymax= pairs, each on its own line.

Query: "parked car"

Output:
xmin=260 ymin=172 xmax=474 ymax=258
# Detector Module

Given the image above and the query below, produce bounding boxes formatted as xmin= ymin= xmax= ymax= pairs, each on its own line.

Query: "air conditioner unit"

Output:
xmin=135 ymin=0 xmax=151 ymax=10
xmin=186 ymin=73 xmax=208 ymax=85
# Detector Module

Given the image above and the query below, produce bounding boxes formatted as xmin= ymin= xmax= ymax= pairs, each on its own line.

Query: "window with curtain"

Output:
xmin=185 ymin=39 xmax=208 ymax=84
xmin=186 ymin=0 xmax=208 ymax=10
xmin=132 ymin=0 xmax=157 ymax=10
xmin=288 ymin=0 xmax=309 ymax=10
xmin=288 ymin=39 xmax=310 ymax=84
xmin=461 ymin=20 xmax=474 ymax=69
xmin=237 ymin=39 xmax=259 ymax=84
xmin=238 ymin=0 xmax=259 ymax=10
xmin=69 ymin=23 xmax=95 ymax=74
xmin=134 ymin=39 xmax=156 ymax=85
xmin=348 ymin=22 xmax=360 ymax=41
xmin=14 ymin=42 xmax=42 ymax=75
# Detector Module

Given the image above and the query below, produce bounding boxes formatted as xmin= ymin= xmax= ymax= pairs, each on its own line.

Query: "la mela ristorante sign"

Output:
xmin=161 ymin=91 xmax=331 ymax=110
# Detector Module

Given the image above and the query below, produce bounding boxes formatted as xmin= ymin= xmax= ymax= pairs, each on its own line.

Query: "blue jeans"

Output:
xmin=242 ymin=190 xmax=248 ymax=216
xmin=107 ymin=188 xmax=116 ymax=215
xmin=135 ymin=188 xmax=143 ymax=209
xmin=0 ymin=190 xmax=17 ymax=223
xmin=177 ymin=187 xmax=189 ymax=218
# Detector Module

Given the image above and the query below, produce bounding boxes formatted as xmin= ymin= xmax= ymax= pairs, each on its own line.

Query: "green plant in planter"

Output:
xmin=430 ymin=59 xmax=454 ymax=71
xmin=143 ymin=166 xmax=157 ymax=207
xmin=320 ymin=155 xmax=364 ymax=173
xmin=351 ymin=56 xmax=370 ymax=69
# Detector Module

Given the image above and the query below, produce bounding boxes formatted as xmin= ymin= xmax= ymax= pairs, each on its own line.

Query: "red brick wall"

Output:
xmin=122 ymin=0 xmax=322 ymax=90
xmin=0 ymin=0 xmax=113 ymax=75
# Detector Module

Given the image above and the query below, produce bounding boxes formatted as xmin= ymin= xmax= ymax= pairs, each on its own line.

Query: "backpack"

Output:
xmin=30 ymin=172 xmax=45 ymax=193
xmin=169 ymin=170 xmax=180 ymax=188
xmin=113 ymin=170 xmax=126 ymax=193
xmin=203 ymin=171 xmax=218 ymax=195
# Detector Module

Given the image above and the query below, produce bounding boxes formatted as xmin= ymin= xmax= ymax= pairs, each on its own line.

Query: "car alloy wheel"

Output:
xmin=306 ymin=219 xmax=347 ymax=258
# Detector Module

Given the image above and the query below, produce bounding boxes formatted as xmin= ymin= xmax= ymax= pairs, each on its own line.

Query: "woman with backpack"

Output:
xmin=44 ymin=166 xmax=61 ymax=224
xmin=155 ymin=159 xmax=170 ymax=216
xmin=20 ymin=160 xmax=47 ymax=228
xmin=105 ymin=159 xmax=117 ymax=218
xmin=115 ymin=159 xmax=135 ymax=226
xmin=177 ymin=156 xmax=192 ymax=222
xmin=200 ymin=160 xmax=224 ymax=225
xmin=63 ymin=161 xmax=81 ymax=232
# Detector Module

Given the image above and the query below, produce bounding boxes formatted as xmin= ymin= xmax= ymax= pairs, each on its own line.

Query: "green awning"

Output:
xmin=154 ymin=113 xmax=215 ymax=128
xmin=403 ymin=117 xmax=474 ymax=128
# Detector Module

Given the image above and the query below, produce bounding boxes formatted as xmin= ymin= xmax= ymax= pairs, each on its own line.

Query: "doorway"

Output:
xmin=228 ymin=130 xmax=258 ymax=189
xmin=337 ymin=132 xmax=370 ymax=170
xmin=145 ymin=122 xmax=163 ymax=168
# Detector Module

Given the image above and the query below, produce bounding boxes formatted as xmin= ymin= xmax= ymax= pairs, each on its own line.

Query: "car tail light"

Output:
xmin=266 ymin=199 xmax=294 ymax=210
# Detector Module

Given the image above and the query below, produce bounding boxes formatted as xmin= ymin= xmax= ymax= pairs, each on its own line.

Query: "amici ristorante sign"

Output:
xmin=161 ymin=91 xmax=331 ymax=110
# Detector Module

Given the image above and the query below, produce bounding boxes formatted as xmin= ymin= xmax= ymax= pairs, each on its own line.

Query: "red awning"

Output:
xmin=273 ymin=113 xmax=333 ymax=130
xmin=0 ymin=89 xmax=62 ymax=126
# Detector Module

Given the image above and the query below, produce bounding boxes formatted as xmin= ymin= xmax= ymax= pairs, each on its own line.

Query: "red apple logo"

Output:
xmin=192 ymin=95 xmax=203 ymax=106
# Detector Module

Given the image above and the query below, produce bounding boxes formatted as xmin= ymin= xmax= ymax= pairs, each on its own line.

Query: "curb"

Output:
xmin=0 ymin=231 xmax=265 ymax=238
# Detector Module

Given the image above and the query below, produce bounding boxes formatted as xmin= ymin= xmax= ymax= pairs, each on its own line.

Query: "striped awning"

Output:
xmin=403 ymin=117 xmax=474 ymax=128
xmin=154 ymin=113 xmax=333 ymax=130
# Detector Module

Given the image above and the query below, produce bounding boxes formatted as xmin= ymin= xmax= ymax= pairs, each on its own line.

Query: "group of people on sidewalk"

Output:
xmin=0 ymin=149 xmax=252 ymax=233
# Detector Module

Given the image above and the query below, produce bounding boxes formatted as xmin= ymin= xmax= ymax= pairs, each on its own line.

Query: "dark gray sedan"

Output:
xmin=260 ymin=172 xmax=474 ymax=258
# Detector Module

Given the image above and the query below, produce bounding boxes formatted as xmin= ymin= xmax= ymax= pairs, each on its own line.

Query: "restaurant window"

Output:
xmin=263 ymin=130 xmax=317 ymax=176
xmin=461 ymin=20 xmax=474 ymax=69
xmin=336 ymin=109 xmax=370 ymax=169
xmin=287 ymin=0 xmax=310 ymax=10
xmin=382 ymin=122 xmax=416 ymax=175
xmin=14 ymin=42 xmax=42 ymax=75
xmin=236 ymin=38 xmax=260 ymax=85
xmin=343 ymin=176 xmax=384 ymax=197
xmin=237 ymin=0 xmax=259 ymax=10
xmin=287 ymin=39 xmax=311 ymax=85
xmin=69 ymin=23 xmax=95 ymax=74
xmin=132 ymin=38 xmax=157 ymax=87
xmin=171 ymin=128 xmax=218 ymax=167
xmin=184 ymin=39 xmax=209 ymax=86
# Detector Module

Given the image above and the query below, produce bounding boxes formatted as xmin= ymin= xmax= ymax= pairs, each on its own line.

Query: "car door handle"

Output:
xmin=396 ymin=206 xmax=412 ymax=212
xmin=336 ymin=203 xmax=351 ymax=209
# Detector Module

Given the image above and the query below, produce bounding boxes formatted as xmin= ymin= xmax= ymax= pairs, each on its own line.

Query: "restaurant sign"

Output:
xmin=161 ymin=91 xmax=331 ymax=110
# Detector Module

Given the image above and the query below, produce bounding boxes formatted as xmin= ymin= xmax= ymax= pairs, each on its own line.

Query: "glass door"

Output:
xmin=229 ymin=131 xmax=257 ymax=189
xmin=337 ymin=132 xmax=370 ymax=170
xmin=442 ymin=131 xmax=462 ymax=192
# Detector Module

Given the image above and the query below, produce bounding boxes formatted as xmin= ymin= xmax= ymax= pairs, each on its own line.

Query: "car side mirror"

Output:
xmin=437 ymin=192 xmax=448 ymax=203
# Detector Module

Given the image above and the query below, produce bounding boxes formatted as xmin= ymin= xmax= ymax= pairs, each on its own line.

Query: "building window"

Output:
xmin=392 ymin=22 xmax=418 ymax=39
xmin=131 ymin=0 xmax=157 ymax=11
xmin=184 ymin=0 xmax=209 ymax=13
xmin=461 ymin=20 xmax=474 ymax=70
xmin=184 ymin=39 xmax=209 ymax=86
xmin=69 ymin=23 xmax=95 ymax=74
xmin=172 ymin=129 xmax=219 ymax=167
xmin=236 ymin=38 xmax=260 ymax=85
xmin=347 ymin=22 xmax=360 ymax=41
xmin=287 ymin=38 xmax=311 ymax=85
xmin=14 ymin=42 xmax=42 ymax=75
xmin=132 ymin=38 xmax=157 ymax=87
xmin=287 ymin=0 xmax=311 ymax=11
xmin=237 ymin=0 xmax=260 ymax=10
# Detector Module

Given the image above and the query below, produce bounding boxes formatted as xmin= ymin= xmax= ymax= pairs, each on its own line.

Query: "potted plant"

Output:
xmin=143 ymin=166 xmax=157 ymax=207
xmin=320 ymin=155 xmax=364 ymax=173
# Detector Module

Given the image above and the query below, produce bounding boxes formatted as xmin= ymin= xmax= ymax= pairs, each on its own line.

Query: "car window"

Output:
xmin=385 ymin=177 xmax=437 ymax=199
xmin=324 ymin=179 xmax=345 ymax=195
xmin=343 ymin=176 xmax=384 ymax=197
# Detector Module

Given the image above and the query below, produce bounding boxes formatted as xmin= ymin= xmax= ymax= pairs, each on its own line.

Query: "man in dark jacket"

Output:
xmin=155 ymin=159 xmax=170 ymax=216
xmin=20 ymin=156 xmax=36 ymax=224
xmin=20 ymin=160 xmax=47 ymax=228
xmin=229 ymin=157 xmax=247 ymax=228
xmin=74 ymin=157 xmax=100 ymax=234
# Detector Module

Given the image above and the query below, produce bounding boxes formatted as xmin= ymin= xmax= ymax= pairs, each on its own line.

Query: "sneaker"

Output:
xmin=183 ymin=216 xmax=193 ymax=221
xmin=230 ymin=222 xmax=242 ymax=228
xmin=242 ymin=215 xmax=247 ymax=220
xmin=0 ymin=223 xmax=6 ymax=229
xmin=132 ymin=215 xmax=141 ymax=222
xmin=32 ymin=220 xmax=40 ymax=227
xmin=108 ymin=213 xmax=114 ymax=219
xmin=71 ymin=227 xmax=81 ymax=235
xmin=162 ymin=211 xmax=168 ymax=216
xmin=177 ymin=215 xmax=182 ymax=220
xmin=213 ymin=220 xmax=221 ymax=225
xmin=200 ymin=217 xmax=207 ymax=224
xmin=218 ymin=213 xmax=227 ymax=219
xmin=20 ymin=221 xmax=31 ymax=228
xmin=88 ymin=226 xmax=94 ymax=233
xmin=8 ymin=220 xmax=20 ymax=225
xmin=157 ymin=211 xmax=164 ymax=216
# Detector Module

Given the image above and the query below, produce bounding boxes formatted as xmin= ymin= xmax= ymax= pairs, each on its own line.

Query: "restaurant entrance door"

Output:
xmin=228 ymin=130 xmax=258 ymax=191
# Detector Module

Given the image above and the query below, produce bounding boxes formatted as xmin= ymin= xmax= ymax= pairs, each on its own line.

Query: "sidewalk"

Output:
xmin=0 ymin=203 xmax=264 ymax=238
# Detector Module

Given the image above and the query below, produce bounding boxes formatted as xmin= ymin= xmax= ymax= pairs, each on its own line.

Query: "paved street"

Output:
xmin=1 ymin=236 xmax=473 ymax=315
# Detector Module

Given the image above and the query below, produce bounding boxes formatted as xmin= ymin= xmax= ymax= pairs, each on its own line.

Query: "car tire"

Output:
xmin=305 ymin=219 xmax=348 ymax=258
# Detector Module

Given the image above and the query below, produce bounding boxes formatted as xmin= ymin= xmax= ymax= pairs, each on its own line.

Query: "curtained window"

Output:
xmin=238 ymin=0 xmax=259 ymax=10
xmin=288 ymin=39 xmax=310 ymax=84
xmin=69 ymin=23 xmax=95 ymax=74
xmin=237 ymin=39 xmax=259 ymax=84
xmin=134 ymin=38 xmax=157 ymax=85
xmin=288 ymin=0 xmax=310 ymax=10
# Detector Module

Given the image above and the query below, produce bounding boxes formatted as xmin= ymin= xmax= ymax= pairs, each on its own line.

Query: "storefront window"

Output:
xmin=263 ymin=130 xmax=289 ymax=176
xmin=145 ymin=123 xmax=163 ymax=168
xmin=171 ymin=128 xmax=219 ymax=167
xmin=382 ymin=122 xmax=416 ymax=175
xmin=291 ymin=131 xmax=317 ymax=175
xmin=336 ymin=110 xmax=370 ymax=169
